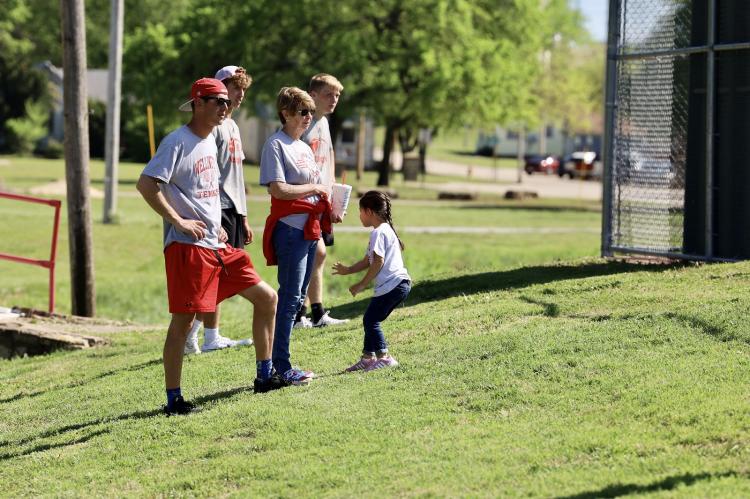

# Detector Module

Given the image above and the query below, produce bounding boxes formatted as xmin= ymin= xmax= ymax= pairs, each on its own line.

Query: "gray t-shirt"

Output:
xmin=367 ymin=223 xmax=410 ymax=297
xmin=142 ymin=125 xmax=225 ymax=250
xmin=301 ymin=116 xmax=334 ymax=188
xmin=259 ymin=130 xmax=323 ymax=230
xmin=212 ymin=118 xmax=247 ymax=215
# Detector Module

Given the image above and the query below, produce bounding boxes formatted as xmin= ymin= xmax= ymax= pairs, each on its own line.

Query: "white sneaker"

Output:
xmin=184 ymin=333 xmax=201 ymax=355
xmin=201 ymin=334 xmax=253 ymax=352
xmin=293 ymin=316 xmax=314 ymax=329
xmin=313 ymin=312 xmax=350 ymax=327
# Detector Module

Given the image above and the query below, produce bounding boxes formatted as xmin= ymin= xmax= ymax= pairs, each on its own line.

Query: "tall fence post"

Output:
xmin=601 ymin=0 xmax=620 ymax=257
xmin=704 ymin=0 xmax=716 ymax=258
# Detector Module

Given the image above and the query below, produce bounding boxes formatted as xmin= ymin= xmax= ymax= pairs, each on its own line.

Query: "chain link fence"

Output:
xmin=606 ymin=0 xmax=691 ymax=256
xmin=602 ymin=0 xmax=750 ymax=260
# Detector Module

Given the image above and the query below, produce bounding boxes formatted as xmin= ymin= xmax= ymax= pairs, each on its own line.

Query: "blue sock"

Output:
xmin=256 ymin=359 xmax=273 ymax=380
xmin=166 ymin=388 xmax=182 ymax=408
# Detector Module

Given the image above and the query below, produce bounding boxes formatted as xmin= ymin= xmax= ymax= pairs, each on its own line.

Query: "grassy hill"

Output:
xmin=2 ymin=259 xmax=749 ymax=497
xmin=1 ymin=156 xmax=748 ymax=496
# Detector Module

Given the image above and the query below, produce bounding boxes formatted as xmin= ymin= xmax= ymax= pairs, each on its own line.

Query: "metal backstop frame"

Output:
xmin=602 ymin=0 xmax=750 ymax=261
xmin=0 ymin=192 xmax=62 ymax=313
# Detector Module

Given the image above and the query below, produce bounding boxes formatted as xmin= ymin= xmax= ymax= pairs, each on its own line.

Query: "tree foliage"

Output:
xmin=2 ymin=0 xmax=603 ymax=170
xmin=0 ymin=0 xmax=46 ymax=152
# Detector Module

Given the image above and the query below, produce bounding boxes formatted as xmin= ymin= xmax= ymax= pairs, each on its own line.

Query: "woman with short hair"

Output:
xmin=259 ymin=86 xmax=332 ymax=386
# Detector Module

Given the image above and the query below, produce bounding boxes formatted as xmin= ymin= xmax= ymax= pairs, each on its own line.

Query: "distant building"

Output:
xmin=36 ymin=61 xmax=108 ymax=143
xmin=476 ymin=121 xmax=603 ymax=159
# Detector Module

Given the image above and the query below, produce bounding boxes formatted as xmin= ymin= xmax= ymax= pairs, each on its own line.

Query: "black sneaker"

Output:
xmin=163 ymin=396 xmax=201 ymax=416
xmin=253 ymin=373 xmax=288 ymax=393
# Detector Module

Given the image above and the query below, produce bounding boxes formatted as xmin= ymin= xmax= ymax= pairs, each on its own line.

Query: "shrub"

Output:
xmin=40 ymin=138 xmax=63 ymax=159
xmin=5 ymin=99 xmax=48 ymax=155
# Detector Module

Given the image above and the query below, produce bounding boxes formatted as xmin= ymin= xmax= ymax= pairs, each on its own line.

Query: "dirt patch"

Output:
xmin=28 ymin=179 xmax=105 ymax=199
xmin=0 ymin=308 xmax=143 ymax=359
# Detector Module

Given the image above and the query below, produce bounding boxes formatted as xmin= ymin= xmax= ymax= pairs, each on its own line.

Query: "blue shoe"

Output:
xmin=281 ymin=368 xmax=314 ymax=386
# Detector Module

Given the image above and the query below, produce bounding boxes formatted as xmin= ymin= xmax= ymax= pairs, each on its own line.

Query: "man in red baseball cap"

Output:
xmin=184 ymin=67 xmax=257 ymax=355
xmin=137 ymin=78 xmax=284 ymax=416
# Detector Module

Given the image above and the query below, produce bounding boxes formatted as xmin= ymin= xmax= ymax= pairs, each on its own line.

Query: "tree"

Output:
xmin=530 ymin=0 xmax=603 ymax=139
xmin=61 ymin=0 xmax=96 ymax=317
xmin=0 ymin=0 xmax=46 ymax=152
xmin=159 ymin=0 xmax=552 ymax=185
xmin=121 ymin=23 xmax=184 ymax=160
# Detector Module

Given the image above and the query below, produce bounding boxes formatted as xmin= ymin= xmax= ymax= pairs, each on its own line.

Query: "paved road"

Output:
xmin=25 ymin=153 xmax=602 ymax=202
xmin=423 ymin=158 xmax=603 ymax=201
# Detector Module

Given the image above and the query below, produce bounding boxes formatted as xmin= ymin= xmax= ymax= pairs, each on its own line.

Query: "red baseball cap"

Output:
xmin=178 ymin=78 xmax=228 ymax=112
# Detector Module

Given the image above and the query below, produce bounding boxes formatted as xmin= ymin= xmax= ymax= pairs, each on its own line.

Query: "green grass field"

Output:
xmin=427 ymin=127 xmax=518 ymax=169
xmin=372 ymin=125 xmax=519 ymax=171
xmin=1 ymin=156 xmax=749 ymax=497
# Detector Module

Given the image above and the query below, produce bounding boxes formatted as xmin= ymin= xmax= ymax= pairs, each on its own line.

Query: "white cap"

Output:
xmin=214 ymin=65 xmax=240 ymax=82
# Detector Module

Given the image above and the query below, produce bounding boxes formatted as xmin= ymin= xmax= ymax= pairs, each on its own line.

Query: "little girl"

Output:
xmin=332 ymin=190 xmax=411 ymax=371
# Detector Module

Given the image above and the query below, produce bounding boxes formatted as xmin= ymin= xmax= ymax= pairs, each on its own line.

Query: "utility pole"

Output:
xmin=61 ymin=0 xmax=96 ymax=317
xmin=516 ymin=127 xmax=526 ymax=184
xmin=355 ymin=111 xmax=366 ymax=181
xmin=103 ymin=0 xmax=124 ymax=223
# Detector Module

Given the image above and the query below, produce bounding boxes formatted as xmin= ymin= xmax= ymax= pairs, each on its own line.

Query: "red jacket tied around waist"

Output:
xmin=263 ymin=196 xmax=333 ymax=266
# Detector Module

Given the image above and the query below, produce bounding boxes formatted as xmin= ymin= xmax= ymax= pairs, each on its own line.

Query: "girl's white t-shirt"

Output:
xmin=367 ymin=223 xmax=411 ymax=297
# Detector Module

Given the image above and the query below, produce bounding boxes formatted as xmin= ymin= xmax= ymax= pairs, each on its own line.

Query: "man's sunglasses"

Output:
xmin=296 ymin=109 xmax=315 ymax=116
xmin=200 ymin=96 xmax=232 ymax=107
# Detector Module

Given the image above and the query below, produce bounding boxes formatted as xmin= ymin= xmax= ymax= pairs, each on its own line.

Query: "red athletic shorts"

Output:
xmin=164 ymin=242 xmax=261 ymax=314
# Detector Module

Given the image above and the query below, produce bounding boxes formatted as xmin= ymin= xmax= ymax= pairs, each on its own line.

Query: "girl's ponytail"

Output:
xmin=383 ymin=195 xmax=404 ymax=251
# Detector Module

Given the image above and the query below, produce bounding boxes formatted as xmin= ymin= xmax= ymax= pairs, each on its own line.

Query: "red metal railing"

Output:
xmin=0 ymin=192 xmax=62 ymax=313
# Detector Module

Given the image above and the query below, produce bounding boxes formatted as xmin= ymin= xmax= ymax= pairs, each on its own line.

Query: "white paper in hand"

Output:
xmin=331 ymin=183 xmax=352 ymax=219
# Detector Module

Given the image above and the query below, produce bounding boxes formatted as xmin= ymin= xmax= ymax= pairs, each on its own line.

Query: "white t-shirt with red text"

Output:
xmin=142 ymin=125 xmax=225 ymax=250
xmin=212 ymin=118 xmax=247 ymax=215
xmin=301 ymin=116 xmax=334 ymax=188
xmin=259 ymin=129 xmax=323 ymax=230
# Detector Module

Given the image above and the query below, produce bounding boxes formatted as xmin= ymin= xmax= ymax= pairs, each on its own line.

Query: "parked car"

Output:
xmin=524 ymin=154 xmax=560 ymax=175
xmin=616 ymin=147 xmax=677 ymax=187
xmin=559 ymin=151 xmax=602 ymax=179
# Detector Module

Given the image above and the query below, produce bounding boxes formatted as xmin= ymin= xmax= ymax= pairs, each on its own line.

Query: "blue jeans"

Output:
xmin=272 ymin=223 xmax=318 ymax=373
xmin=362 ymin=279 xmax=411 ymax=354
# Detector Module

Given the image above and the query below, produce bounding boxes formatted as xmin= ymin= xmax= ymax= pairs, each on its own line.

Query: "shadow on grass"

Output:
xmin=0 ymin=358 xmax=162 ymax=405
xmin=0 ymin=429 xmax=110 ymax=461
xmin=332 ymin=261 xmax=681 ymax=319
xmin=447 ymin=150 xmax=515 ymax=161
xmin=2 ymin=387 xmax=247 ymax=449
xmin=556 ymin=471 xmax=745 ymax=499
xmin=665 ymin=312 xmax=750 ymax=346
xmin=519 ymin=295 xmax=559 ymax=317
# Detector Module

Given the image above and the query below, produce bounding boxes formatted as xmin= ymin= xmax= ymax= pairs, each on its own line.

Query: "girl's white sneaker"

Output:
xmin=345 ymin=356 xmax=377 ymax=372
xmin=365 ymin=356 xmax=399 ymax=371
